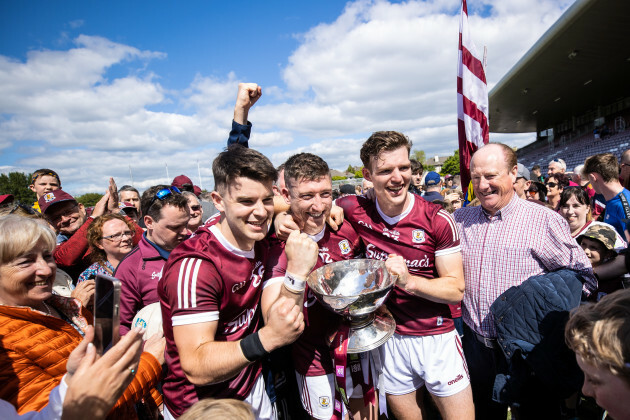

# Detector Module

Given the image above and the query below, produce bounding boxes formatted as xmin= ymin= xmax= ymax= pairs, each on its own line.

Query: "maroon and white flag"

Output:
xmin=457 ymin=0 xmax=489 ymax=199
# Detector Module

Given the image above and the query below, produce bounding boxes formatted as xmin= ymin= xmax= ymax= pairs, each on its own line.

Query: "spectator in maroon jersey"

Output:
xmin=115 ymin=184 xmax=190 ymax=335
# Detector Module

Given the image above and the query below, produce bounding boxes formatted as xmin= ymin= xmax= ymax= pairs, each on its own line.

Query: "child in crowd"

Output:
xmin=565 ymin=289 xmax=630 ymax=420
xmin=29 ymin=168 xmax=61 ymax=212
xmin=577 ymin=224 xmax=625 ymax=300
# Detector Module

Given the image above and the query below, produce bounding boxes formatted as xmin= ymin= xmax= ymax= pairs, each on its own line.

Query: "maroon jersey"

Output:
xmin=262 ymin=222 xmax=363 ymax=376
xmin=337 ymin=193 xmax=460 ymax=336
xmin=158 ymin=224 xmax=269 ymax=417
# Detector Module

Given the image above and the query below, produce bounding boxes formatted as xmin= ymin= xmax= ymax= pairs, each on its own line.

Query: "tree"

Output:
xmin=75 ymin=193 xmax=103 ymax=207
xmin=440 ymin=150 xmax=460 ymax=176
xmin=332 ymin=176 xmax=347 ymax=181
xmin=411 ymin=149 xmax=426 ymax=164
xmin=0 ymin=172 xmax=36 ymax=204
xmin=346 ymin=164 xmax=355 ymax=173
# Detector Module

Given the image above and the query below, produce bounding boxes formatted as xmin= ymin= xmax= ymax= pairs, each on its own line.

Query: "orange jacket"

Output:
xmin=0 ymin=295 xmax=162 ymax=418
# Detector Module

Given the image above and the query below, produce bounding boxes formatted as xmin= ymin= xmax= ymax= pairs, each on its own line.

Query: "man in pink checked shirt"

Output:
xmin=453 ymin=143 xmax=596 ymax=420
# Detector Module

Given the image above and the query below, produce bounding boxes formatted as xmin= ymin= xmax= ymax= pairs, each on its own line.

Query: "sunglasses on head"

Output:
xmin=147 ymin=186 xmax=181 ymax=213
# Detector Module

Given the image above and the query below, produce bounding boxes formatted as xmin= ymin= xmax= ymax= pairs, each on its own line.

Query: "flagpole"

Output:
xmin=197 ymin=160 xmax=203 ymax=190
xmin=165 ymin=163 xmax=170 ymax=184
xmin=128 ymin=165 xmax=134 ymax=186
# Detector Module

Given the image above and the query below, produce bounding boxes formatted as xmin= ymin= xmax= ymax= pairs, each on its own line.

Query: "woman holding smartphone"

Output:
xmin=0 ymin=215 xmax=165 ymax=418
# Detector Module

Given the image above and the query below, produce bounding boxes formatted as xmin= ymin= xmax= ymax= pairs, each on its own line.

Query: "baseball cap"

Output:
xmin=172 ymin=175 xmax=194 ymax=192
xmin=517 ymin=163 xmax=530 ymax=181
xmin=38 ymin=189 xmax=77 ymax=214
xmin=579 ymin=224 xmax=616 ymax=251
xmin=193 ymin=185 xmax=202 ymax=196
xmin=0 ymin=194 xmax=14 ymax=206
xmin=424 ymin=171 xmax=441 ymax=186
xmin=339 ymin=184 xmax=355 ymax=195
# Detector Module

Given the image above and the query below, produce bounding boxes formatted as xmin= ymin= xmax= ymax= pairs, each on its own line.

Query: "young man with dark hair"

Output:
xmin=409 ymin=159 xmax=423 ymax=196
xmin=584 ymin=153 xmax=630 ymax=240
xmin=158 ymin=145 xmax=317 ymax=419
xmin=337 ymin=131 xmax=472 ymax=420
xmin=261 ymin=152 xmax=376 ymax=419
xmin=116 ymin=184 xmax=191 ymax=334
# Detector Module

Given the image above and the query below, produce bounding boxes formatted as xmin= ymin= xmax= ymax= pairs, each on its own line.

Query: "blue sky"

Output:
xmin=0 ymin=0 xmax=572 ymax=194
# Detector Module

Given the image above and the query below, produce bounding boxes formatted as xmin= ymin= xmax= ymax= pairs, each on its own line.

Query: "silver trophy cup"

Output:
xmin=306 ymin=259 xmax=396 ymax=353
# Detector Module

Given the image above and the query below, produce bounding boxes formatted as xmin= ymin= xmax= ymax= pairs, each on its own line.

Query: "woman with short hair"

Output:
xmin=0 ymin=215 xmax=164 ymax=418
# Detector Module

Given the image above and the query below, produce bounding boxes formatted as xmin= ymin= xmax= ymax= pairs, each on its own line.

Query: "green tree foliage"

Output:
xmin=354 ymin=170 xmax=363 ymax=178
xmin=75 ymin=193 xmax=103 ymax=207
xmin=346 ymin=164 xmax=354 ymax=173
xmin=440 ymin=150 xmax=460 ymax=176
xmin=332 ymin=175 xmax=347 ymax=181
xmin=0 ymin=172 xmax=36 ymax=204
xmin=411 ymin=149 xmax=426 ymax=164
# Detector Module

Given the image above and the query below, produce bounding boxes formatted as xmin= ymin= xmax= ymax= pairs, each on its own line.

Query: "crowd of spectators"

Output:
xmin=0 ymin=82 xmax=629 ymax=420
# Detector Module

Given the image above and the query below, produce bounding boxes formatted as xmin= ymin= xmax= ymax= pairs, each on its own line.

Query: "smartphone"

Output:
xmin=94 ymin=274 xmax=121 ymax=355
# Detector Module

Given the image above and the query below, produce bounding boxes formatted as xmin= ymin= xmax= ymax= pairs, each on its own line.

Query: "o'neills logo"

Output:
xmin=448 ymin=374 xmax=463 ymax=386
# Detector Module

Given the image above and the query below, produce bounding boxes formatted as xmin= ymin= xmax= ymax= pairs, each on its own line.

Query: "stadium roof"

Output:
xmin=489 ymin=0 xmax=630 ymax=134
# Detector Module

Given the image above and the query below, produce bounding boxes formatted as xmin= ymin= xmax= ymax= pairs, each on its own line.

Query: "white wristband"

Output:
xmin=283 ymin=272 xmax=306 ymax=293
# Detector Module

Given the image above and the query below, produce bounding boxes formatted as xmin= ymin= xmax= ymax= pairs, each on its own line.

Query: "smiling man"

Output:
xmin=157 ymin=145 xmax=316 ymax=419
xmin=453 ymin=143 xmax=596 ymax=419
xmin=336 ymin=131 xmax=472 ymax=420
xmin=260 ymin=153 xmax=375 ymax=420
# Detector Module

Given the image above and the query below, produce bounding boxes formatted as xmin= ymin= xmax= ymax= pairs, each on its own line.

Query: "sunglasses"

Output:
xmin=9 ymin=203 xmax=38 ymax=215
xmin=147 ymin=186 xmax=181 ymax=213
xmin=545 ymin=182 xmax=558 ymax=188
xmin=190 ymin=205 xmax=201 ymax=212
xmin=527 ymin=190 xmax=538 ymax=197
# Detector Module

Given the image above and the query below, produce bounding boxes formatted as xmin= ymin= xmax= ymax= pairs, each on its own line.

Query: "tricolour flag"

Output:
xmin=457 ymin=0 xmax=489 ymax=203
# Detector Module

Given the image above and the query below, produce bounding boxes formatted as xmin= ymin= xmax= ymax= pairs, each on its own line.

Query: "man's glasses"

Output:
xmin=545 ymin=182 xmax=558 ymax=188
xmin=102 ymin=231 xmax=133 ymax=242
xmin=190 ymin=205 xmax=201 ymax=212
xmin=147 ymin=186 xmax=181 ymax=213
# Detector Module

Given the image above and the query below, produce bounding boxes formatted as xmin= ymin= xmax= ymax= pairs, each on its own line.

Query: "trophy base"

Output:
xmin=347 ymin=312 xmax=396 ymax=354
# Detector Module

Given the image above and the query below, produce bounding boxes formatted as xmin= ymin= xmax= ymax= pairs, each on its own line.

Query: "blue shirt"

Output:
xmin=144 ymin=232 xmax=171 ymax=260
xmin=604 ymin=188 xmax=630 ymax=238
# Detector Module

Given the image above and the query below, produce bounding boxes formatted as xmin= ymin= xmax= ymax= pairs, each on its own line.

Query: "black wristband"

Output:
xmin=240 ymin=331 xmax=269 ymax=362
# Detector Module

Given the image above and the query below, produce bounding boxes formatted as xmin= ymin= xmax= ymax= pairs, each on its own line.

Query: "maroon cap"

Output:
xmin=38 ymin=189 xmax=76 ymax=214
xmin=193 ymin=185 xmax=201 ymax=196
xmin=118 ymin=201 xmax=136 ymax=210
xmin=171 ymin=175 xmax=193 ymax=189
xmin=0 ymin=194 xmax=14 ymax=206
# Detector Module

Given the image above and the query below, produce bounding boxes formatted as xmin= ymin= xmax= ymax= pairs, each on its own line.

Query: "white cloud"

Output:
xmin=0 ymin=1 xmax=572 ymax=194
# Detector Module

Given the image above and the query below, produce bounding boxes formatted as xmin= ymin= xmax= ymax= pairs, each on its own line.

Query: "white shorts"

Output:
xmin=163 ymin=374 xmax=275 ymax=420
xmin=296 ymin=352 xmax=376 ymax=419
xmin=379 ymin=330 xmax=470 ymax=397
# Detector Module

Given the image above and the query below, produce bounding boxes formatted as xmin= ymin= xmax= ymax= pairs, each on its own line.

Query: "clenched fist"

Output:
xmin=259 ymin=296 xmax=305 ymax=351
